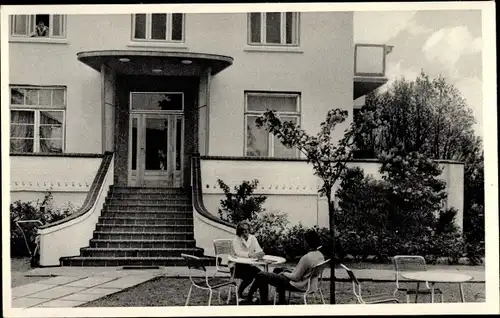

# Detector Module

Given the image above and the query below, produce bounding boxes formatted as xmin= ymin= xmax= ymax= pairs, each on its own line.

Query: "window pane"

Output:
xmin=273 ymin=116 xmax=297 ymax=157
xmin=40 ymin=111 xmax=63 ymax=125
xmin=246 ymin=115 xmax=268 ymax=156
xmin=40 ymin=125 xmax=62 ymax=139
xmin=132 ymin=117 xmax=137 ymax=170
xmin=12 ymin=15 xmax=28 ymax=35
xmin=145 ymin=118 xmax=168 ymax=170
xmin=53 ymin=89 xmax=65 ymax=106
xmin=11 ymin=110 xmax=35 ymax=124
xmin=171 ymin=13 xmax=183 ymax=41
xmin=52 ymin=14 xmax=63 ymax=36
xmin=39 ymin=89 xmax=52 ymax=105
xmin=285 ymin=12 xmax=295 ymax=44
xmin=10 ymin=139 xmax=34 ymax=152
xmin=247 ymin=94 xmax=298 ymax=112
xmin=11 ymin=88 xmax=25 ymax=104
xmin=265 ymin=12 xmax=281 ymax=44
xmin=151 ymin=14 xmax=167 ymax=40
xmin=26 ymin=89 xmax=38 ymax=105
xmin=10 ymin=125 xmax=34 ymax=138
xmin=134 ymin=14 xmax=146 ymax=39
xmin=131 ymin=92 xmax=183 ymax=111
xmin=40 ymin=138 xmax=62 ymax=153
xmin=250 ymin=13 xmax=261 ymax=43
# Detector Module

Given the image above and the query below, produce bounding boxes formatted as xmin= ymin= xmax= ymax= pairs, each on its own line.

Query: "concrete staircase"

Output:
xmin=60 ymin=186 xmax=214 ymax=267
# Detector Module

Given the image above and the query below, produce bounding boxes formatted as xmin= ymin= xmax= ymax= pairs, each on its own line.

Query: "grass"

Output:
xmin=80 ymin=277 xmax=485 ymax=307
xmin=10 ymin=257 xmax=52 ymax=288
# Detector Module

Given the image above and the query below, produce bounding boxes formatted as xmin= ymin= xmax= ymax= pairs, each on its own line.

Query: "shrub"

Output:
xmin=217 ymin=179 xmax=267 ymax=224
xmin=10 ymin=192 xmax=76 ymax=258
xmin=250 ymin=211 xmax=288 ymax=257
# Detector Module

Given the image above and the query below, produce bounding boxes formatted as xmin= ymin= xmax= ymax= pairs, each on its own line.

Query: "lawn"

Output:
xmin=80 ymin=276 xmax=485 ymax=307
xmin=10 ymin=257 xmax=52 ymax=288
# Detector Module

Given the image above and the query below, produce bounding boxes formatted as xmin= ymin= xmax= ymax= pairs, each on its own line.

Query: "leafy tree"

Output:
xmin=217 ymin=179 xmax=267 ymax=224
xmin=255 ymin=108 xmax=372 ymax=304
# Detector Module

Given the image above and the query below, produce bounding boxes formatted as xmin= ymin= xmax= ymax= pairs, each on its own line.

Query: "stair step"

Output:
xmin=95 ymin=224 xmax=193 ymax=233
xmin=111 ymin=187 xmax=187 ymax=194
xmin=81 ymin=247 xmax=204 ymax=258
xmin=101 ymin=211 xmax=191 ymax=219
xmin=93 ymin=231 xmax=194 ymax=240
xmin=89 ymin=239 xmax=196 ymax=248
xmin=106 ymin=198 xmax=191 ymax=204
xmin=103 ymin=205 xmax=192 ymax=212
xmin=98 ymin=217 xmax=193 ymax=226
xmin=61 ymin=256 xmax=215 ymax=267
xmin=108 ymin=193 xmax=191 ymax=200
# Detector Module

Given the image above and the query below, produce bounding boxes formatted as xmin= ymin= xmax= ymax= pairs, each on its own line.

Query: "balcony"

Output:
xmin=353 ymin=44 xmax=393 ymax=99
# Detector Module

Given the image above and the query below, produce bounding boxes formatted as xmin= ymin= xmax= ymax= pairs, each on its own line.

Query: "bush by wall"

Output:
xmin=217 ymin=179 xmax=267 ymax=224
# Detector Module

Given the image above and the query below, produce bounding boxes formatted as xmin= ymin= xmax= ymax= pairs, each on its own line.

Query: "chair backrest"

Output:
xmin=393 ymin=255 xmax=427 ymax=287
xmin=304 ymin=258 xmax=330 ymax=293
xmin=213 ymin=239 xmax=235 ymax=269
xmin=182 ymin=253 xmax=207 ymax=273
xmin=340 ymin=263 xmax=364 ymax=303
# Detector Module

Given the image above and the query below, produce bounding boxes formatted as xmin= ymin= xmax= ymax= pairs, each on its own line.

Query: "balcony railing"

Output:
xmin=354 ymin=44 xmax=392 ymax=78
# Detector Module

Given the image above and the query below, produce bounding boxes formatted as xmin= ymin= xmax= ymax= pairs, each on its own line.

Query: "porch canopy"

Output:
xmin=77 ymin=50 xmax=234 ymax=76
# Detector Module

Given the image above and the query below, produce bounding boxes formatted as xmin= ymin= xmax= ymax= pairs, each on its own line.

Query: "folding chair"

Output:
xmin=341 ymin=264 xmax=400 ymax=304
xmin=182 ymin=253 xmax=239 ymax=306
xmin=392 ymin=255 xmax=443 ymax=303
xmin=273 ymin=259 xmax=330 ymax=305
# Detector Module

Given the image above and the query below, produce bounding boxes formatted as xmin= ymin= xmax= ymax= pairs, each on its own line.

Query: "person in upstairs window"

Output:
xmin=246 ymin=229 xmax=325 ymax=305
xmin=31 ymin=20 xmax=49 ymax=37
xmin=230 ymin=220 xmax=265 ymax=303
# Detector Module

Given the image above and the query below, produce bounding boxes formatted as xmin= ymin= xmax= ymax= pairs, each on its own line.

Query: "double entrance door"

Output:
xmin=129 ymin=113 xmax=184 ymax=187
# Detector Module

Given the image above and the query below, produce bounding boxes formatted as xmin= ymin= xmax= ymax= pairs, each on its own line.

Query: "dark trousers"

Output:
xmin=232 ymin=264 xmax=261 ymax=297
xmin=248 ymin=268 xmax=297 ymax=305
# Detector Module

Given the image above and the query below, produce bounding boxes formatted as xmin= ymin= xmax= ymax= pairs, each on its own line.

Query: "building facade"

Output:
xmin=7 ymin=12 xmax=464 ymax=266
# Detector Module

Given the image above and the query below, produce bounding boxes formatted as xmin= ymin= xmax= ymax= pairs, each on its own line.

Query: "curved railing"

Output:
xmin=191 ymin=153 xmax=235 ymax=256
xmin=37 ymin=152 xmax=114 ymax=266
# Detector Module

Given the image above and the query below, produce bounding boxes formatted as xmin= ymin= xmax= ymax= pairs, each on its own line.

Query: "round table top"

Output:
xmin=228 ymin=255 xmax=286 ymax=267
xmin=401 ymin=270 xmax=473 ymax=283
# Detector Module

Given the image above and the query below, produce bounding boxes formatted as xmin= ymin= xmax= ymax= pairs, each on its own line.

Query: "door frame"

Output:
xmin=127 ymin=91 xmax=185 ymax=187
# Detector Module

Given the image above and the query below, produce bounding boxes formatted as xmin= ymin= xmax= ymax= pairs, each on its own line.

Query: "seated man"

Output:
xmin=247 ymin=229 xmax=325 ymax=305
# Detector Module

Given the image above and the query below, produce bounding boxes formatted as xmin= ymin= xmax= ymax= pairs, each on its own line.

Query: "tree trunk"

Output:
xmin=326 ymin=191 xmax=336 ymax=304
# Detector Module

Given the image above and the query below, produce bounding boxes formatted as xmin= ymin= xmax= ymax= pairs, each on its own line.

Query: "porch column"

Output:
xmin=197 ymin=67 xmax=211 ymax=156
xmin=101 ymin=64 xmax=116 ymax=153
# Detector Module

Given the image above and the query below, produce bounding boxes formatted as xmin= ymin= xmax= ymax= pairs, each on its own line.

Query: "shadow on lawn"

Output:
xmin=79 ymin=277 xmax=485 ymax=307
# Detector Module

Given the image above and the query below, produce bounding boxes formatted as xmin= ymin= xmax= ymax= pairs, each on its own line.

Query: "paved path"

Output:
xmin=11 ymin=265 xmax=485 ymax=308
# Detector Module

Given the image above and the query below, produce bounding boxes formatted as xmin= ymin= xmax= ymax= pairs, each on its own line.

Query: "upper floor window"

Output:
xmin=248 ymin=12 xmax=299 ymax=46
xmin=10 ymin=14 xmax=66 ymax=39
xmin=132 ymin=13 xmax=184 ymax=42
xmin=245 ymin=92 xmax=301 ymax=158
xmin=10 ymin=86 xmax=66 ymax=153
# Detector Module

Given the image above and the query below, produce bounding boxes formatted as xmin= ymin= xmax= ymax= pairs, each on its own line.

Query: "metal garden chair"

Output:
xmin=392 ymin=255 xmax=443 ymax=303
xmin=341 ymin=264 xmax=400 ymax=304
xmin=182 ymin=253 xmax=239 ymax=306
xmin=272 ymin=258 xmax=330 ymax=305
xmin=213 ymin=239 xmax=238 ymax=304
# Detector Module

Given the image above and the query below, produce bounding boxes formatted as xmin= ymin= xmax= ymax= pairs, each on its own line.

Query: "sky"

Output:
xmin=354 ymin=10 xmax=483 ymax=137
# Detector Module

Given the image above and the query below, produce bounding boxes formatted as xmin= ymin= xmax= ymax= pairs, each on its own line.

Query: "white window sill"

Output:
xmin=127 ymin=42 xmax=188 ymax=50
xmin=244 ymin=46 xmax=304 ymax=54
xmin=9 ymin=37 xmax=68 ymax=44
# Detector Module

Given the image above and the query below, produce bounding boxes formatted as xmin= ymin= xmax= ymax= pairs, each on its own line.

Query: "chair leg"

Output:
xmin=226 ymin=286 xmax=232 ymax=305
xmin=303 ymin=293 xmax=308 ymax=305
xmin=406 ymin=294 xmax=410 ymax=303
xmin=273 ymin=288 xmax=277 ymax=305
xmin=319 ymin=289 xmax=326 ymax=304
xmin=208 ymin=289 xmax=213 ymax=306
xmin=185 ymin=285 xmax=193 ymax=306
xmin=235 ymin=286 xmax=240 ymax=306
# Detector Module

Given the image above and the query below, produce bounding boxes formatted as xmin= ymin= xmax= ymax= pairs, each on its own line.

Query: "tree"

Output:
xmin=217 ymin=179 xmax=267 ymax=224
xmin=255 ymin=109 xmax=373 ymax=304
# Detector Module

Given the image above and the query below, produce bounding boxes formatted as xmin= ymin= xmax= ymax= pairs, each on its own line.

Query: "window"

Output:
xmin=248 ymin=12 xmax=299 ymax=46
xmin=132 ymin=13 xmax=184 ymax=42
xmin=245 ymin=92 xmax=300 ymax=158
xmin=10 ymin=14 xmax=66 ymax=39
xmin=10 ymin=86 xmax=66 ymax=153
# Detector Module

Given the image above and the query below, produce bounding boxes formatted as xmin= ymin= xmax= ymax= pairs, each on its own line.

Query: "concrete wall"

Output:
xmin=9 ymin=155 xmax=101 ymax=206
xmin=200 ymin=158 xmax=465 ymax=230
xmin=9 ymin=12 xmax=354 ymax=156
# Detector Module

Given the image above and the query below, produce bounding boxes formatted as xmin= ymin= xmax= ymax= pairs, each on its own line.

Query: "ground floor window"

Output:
xmin=10 ymin=86 xmax=66 ymax=153
xmin=245 ymin=91 xmax=301 ymax=158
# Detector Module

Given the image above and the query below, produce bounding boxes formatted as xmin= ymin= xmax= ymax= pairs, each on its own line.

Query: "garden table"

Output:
xmin=401 ymin=270 xmax=472 ymax=303
xmin=228 ymin=255 xmax=286 ymax=272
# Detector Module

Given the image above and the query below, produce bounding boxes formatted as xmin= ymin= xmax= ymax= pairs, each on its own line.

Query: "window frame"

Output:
xmin=247 ymin=12 xmax=300 ymax=47
xmin=131 ymin=13 xmax=185 ymax=43
xmin=10 ymin=14 xmax=66 ymax=40
xmin=244 ymin=91 xmax=301 ymax=158
xmin=10 ymin=86 xmax=67 ymax=154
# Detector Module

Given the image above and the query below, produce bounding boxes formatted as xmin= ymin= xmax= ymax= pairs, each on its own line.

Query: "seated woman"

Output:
xmin=247 ymin=229 xmax=325 ymax=305
xmin=230 ymin=220 xmax=265 ymax=302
